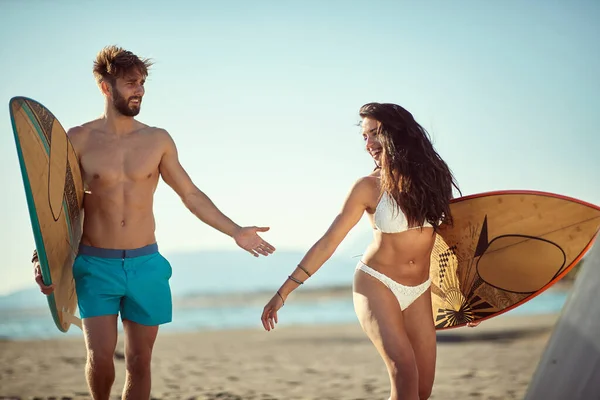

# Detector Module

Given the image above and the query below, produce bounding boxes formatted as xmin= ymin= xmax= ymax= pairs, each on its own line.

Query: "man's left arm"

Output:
xmin=157 ymin=130 xmax=274 ymax=257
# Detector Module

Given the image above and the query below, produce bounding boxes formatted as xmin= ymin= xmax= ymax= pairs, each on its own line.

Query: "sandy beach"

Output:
xmin=0 ymin=311 xmax=559 ymax=400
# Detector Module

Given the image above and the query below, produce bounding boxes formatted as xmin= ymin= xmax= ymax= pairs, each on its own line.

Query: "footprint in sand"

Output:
xmin=30 ymin=397 xmax=73 ymax=400
xmin=461 ymin=370 xmax=477 ymax=379
xmin=205 ymin=392 xmax=243 ymax=400
xmin=61 ymin=356 xmax=85 ymax=366
xmin=363 ymin=382 xmax=376 ymax=393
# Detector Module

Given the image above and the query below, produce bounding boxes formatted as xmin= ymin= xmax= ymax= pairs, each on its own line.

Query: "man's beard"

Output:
xmin=112 ymin=89 xmax=141 ymax=117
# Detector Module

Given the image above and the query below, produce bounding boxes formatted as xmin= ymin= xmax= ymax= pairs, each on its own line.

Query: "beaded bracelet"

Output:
xmin=276 ymin=290 xmax=285 ymax=306
xmin=297 ymin=264 xmax=312 ymax=277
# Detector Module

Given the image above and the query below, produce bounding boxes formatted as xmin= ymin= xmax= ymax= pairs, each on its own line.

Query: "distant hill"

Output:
xmin=3 ymin=241 xmax=591 ymax=311
xmin=0 ymin=286 xmax=47 ymax=310
xmin=164 ymin=249 xmax=357 ymax=296
xmin=0 ymin=250 xmax=359 ymax=310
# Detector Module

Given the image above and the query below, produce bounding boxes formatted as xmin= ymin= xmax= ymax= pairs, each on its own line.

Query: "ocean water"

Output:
xmin=0 ymin=250 xmax=573 ymax=340
xmin=0 ymin=288 xmax=569 ymax=341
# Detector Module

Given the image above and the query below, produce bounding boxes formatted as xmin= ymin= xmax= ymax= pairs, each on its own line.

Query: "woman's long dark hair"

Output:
xmin=359 ymin=102 xmax=460 ymax=229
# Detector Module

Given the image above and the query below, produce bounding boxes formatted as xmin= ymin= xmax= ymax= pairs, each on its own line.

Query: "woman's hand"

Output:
xmin=261 ymin=292 xmax=285 ymax=331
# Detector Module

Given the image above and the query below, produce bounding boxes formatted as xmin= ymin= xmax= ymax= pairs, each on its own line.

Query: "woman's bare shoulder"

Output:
xmin=347 ymin=172 xmax=381 ymax=212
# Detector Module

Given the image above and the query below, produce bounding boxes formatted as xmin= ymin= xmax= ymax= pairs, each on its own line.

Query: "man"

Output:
xmin=32 ymin=45 xmax=275 ymax=400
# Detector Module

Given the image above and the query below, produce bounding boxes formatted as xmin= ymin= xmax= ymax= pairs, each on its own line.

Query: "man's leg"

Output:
xmin=121 ymin=320 xmax=159 ymax=400
xmin=119 ymin=251 xmax=172 ymax=399
xmin=82 ymin=315 xmax=119 ymax=400
xmin=73 ymin=250 xmax=128 ymax=399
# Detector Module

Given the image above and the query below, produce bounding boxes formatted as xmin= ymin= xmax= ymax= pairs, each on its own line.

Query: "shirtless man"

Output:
xmin=32 ymin=45 xmax=275 ymax=400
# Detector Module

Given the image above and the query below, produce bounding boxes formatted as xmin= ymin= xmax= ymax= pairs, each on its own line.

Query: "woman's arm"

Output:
xmin=261 ymin=177 xmax=375 ymax=330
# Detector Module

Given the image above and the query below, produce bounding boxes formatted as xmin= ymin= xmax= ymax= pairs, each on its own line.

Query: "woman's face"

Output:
xmin=361 ymin=117 xmax=382 ymax=165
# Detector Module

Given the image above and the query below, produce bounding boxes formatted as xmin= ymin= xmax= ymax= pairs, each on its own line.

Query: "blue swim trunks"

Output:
xmin=72 ymin=243 xmax=172 ymax=326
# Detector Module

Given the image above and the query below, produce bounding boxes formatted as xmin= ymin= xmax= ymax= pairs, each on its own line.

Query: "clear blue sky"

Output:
xmin=1 ymin=0 xmax=598 ymax=295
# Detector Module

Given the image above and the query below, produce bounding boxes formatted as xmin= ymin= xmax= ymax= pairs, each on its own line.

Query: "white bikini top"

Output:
xmin=373 ymin=191 xmax=433 ymax=233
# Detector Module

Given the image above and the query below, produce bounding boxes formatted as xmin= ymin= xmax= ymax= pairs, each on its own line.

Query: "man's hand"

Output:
xmin=34 ymin=260 xmax=55 ymax=295
xmin=233 ymin=226 xmax=276 ymax=257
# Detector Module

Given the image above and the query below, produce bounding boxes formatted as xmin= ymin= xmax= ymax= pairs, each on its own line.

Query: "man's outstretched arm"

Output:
xmin=157 ymin=129 xmax=274 ymax=257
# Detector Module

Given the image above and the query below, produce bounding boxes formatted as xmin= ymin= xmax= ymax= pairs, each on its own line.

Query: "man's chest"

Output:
xmin=79 ymin=138 xmax=163 ymax=182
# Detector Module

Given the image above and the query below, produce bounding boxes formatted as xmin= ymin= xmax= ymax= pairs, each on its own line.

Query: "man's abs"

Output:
xmin=80 ymin=183 xmax=159 ymax=250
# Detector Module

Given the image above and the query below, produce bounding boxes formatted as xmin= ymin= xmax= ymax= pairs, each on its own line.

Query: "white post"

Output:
xmin=525 ymin=241 xmax=600 ymax=400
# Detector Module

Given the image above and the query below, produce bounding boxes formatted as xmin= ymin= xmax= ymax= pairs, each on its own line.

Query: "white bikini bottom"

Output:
xmin=356 ymin=261 xmax=431 ymax=310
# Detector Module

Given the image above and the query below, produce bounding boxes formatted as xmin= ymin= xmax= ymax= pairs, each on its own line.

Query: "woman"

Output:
xmin=261 ymin=102 xmax=463 ymax=400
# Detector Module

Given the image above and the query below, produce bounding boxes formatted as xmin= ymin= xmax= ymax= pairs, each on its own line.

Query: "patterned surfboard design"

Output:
xmin=430 ymin=191 xmax=600 ymax=329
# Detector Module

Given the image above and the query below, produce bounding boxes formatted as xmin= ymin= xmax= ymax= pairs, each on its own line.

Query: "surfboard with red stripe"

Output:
xmin=430 ymin=190 xmax=600 ymax=330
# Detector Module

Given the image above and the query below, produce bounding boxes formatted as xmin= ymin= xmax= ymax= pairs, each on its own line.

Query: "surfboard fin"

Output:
xmin=61 ymin=308 xmax=82 ymax=330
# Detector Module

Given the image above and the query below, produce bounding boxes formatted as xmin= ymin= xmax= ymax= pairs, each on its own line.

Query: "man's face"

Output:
xmin=110 ymin=70 xmax=145 ymax=117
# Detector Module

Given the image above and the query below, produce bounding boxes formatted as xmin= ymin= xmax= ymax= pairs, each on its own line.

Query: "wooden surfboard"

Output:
xmin=9 ymin=96 xmax=84 ymax=332
xmin=430 ymin=190 xmax=600 ymax=330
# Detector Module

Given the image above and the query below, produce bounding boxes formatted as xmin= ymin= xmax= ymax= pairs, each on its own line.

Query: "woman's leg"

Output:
xmin=353 ymin=270 xmax=420 ymax=400
xmin=402 ymin=287 xmax=437 ymax=399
